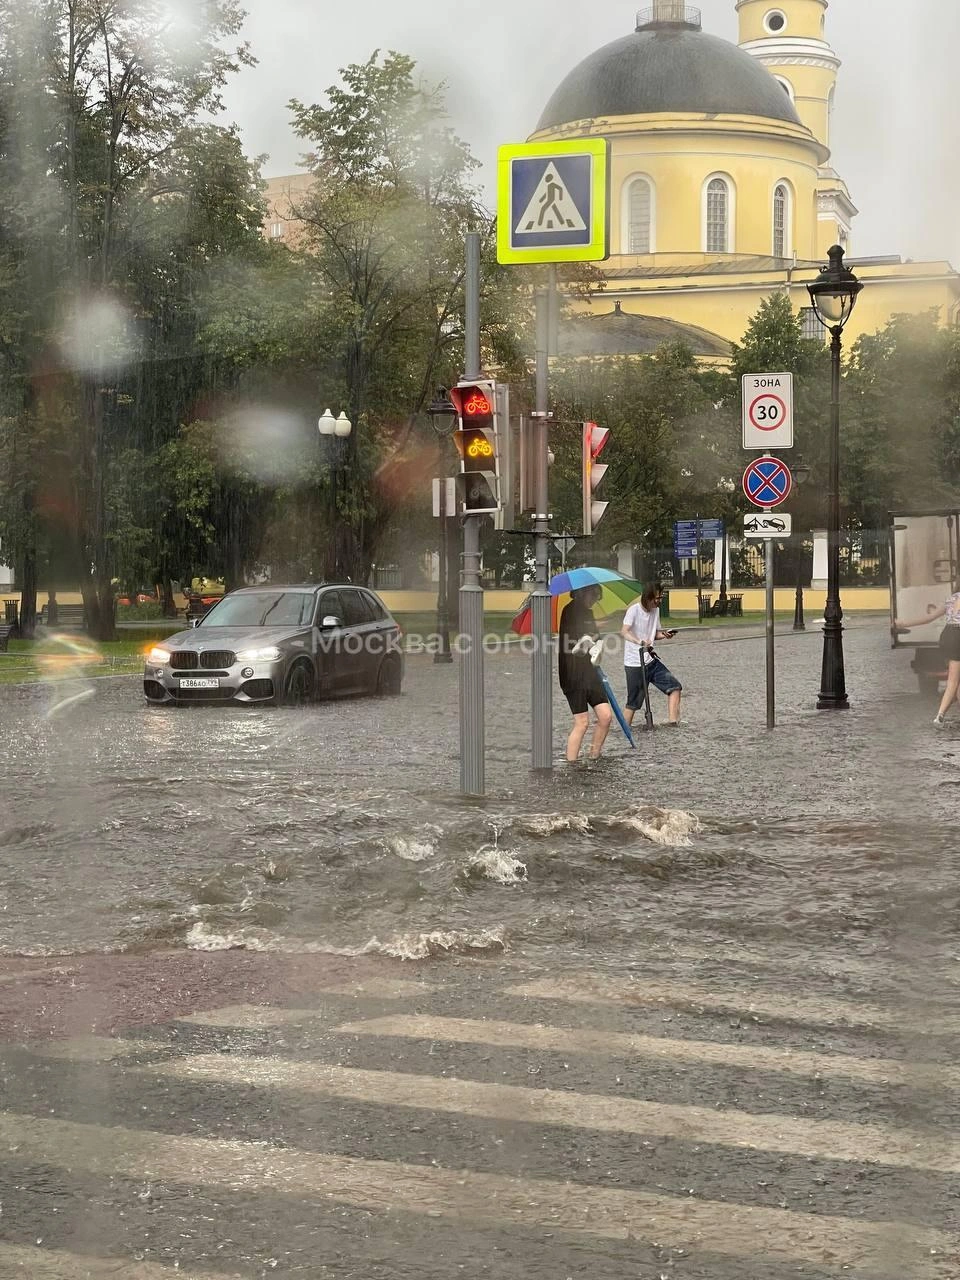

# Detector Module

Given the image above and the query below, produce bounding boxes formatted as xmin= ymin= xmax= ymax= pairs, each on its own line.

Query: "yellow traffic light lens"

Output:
xmin=467 ymin=437 xmax=494 ymax=459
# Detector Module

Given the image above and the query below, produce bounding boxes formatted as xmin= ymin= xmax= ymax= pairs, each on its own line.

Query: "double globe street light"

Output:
xmin=806 ymin=244 xmax=863 ymax=710
xmin=318 ymin=408 xmax=353 ymax=579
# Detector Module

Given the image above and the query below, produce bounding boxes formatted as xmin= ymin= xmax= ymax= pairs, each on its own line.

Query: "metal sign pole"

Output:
xmin=766 ymin=532 xmax=776 ymax=729
xmin=696 ymin=512 xmax=703 ymax=623
xmin=531 ymin=273 xmax=553 ymax=771
xmin=459 ymin=232 xmax=485 ymax=795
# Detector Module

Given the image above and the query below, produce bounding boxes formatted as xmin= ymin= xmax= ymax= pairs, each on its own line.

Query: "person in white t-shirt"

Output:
xmin=621 ymin=583 xmax=682 ymax=727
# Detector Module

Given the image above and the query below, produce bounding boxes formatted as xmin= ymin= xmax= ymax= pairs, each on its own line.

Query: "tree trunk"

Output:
xmin=18 ymin=541 xmax=38 ymax=640
xmin=82 ymin=574 xmax=117 ymax=641
xmin=160 ymin=574 xmax=177 ymax=619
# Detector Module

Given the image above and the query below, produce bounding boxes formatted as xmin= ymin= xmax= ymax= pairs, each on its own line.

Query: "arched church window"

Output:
xmin=627 ymin=177 xmax=653 ymax=254
xmin=773 ymin=184 xmax=788 ymax=258
xmin=774 ymin=76 xmax=794 ymax=101
xmin=705 ymin=177 xmax=730 ymax=254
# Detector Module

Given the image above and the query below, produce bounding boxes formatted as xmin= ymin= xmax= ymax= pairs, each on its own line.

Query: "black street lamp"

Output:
xmin=428 ymin=389 xmax=458 ymax=665
xmin=792 ymin=458 xmax=812 ymax=631
xmin=807 ymin=245 xmax=862 ymax=710
xmin=318 ymin=409 xmax=353 ymax=579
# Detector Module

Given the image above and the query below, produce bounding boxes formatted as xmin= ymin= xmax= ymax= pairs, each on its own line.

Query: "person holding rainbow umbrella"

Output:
xmin=511 ymin=567 xmax=641 ymax=761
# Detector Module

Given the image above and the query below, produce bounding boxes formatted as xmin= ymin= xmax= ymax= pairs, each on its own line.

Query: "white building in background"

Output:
xmin=0 ymin=540 xmax=13 ymax=589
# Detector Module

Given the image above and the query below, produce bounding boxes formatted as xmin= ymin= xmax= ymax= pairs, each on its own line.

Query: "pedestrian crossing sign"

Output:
xmin=497 ymin=140 xmax=609 ymax=264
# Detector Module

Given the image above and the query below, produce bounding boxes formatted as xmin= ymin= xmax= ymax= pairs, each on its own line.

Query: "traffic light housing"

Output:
xmin=451 ymin=380 xmax=501 ymax=515
xmin=582 ymin=421 xmax=609 ymax=535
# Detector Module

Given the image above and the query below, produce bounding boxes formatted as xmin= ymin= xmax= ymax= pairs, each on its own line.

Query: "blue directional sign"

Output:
xmin=674 ymin=521 xmax=699 ymax=558
xmin=674 ymin=519 xmax=725 ymax=558
xmin=742 ymin=456 xmax=793 ymax=509
xmin=497 ymin=140 xmax=609 ymax=265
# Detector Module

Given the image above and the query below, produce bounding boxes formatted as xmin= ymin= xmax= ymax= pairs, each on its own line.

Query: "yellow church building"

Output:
xmin=536 ymin=0 xmax=960 ymax=360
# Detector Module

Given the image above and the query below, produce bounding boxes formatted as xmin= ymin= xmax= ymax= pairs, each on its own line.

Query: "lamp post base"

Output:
xmin=793 ymin=586 xmax=805 ymax=632
xmin=817 ymin=624 xmax=849 ymax=710
xmin=816 ymin=692 xmax=850 ymax=710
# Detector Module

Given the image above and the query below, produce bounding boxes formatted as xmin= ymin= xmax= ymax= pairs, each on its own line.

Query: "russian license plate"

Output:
xmin=178 ymin=677 xmax=220 ymax=690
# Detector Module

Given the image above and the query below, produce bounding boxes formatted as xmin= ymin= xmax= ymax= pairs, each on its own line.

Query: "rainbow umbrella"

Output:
xmin=510 ymin=569 xmax=647 ymax=635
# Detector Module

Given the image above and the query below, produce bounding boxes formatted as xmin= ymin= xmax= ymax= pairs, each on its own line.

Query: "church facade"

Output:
xmin=537 ymin=0 xmax=960 ymax=359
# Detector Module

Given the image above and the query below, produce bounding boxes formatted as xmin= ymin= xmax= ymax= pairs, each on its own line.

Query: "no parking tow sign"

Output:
xmin=742 ymin=373 xmax=794 ymax=449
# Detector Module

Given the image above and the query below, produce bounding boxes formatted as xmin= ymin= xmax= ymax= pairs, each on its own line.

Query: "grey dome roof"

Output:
xmin=537 ymin=28 xmax=802 ymax=131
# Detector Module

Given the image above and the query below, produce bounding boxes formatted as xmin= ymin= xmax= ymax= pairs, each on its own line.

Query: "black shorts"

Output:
xmin=562 ymin=682 xmax=608 ymax=716
xmin=940 ymin=626 xmax=960 ymax=662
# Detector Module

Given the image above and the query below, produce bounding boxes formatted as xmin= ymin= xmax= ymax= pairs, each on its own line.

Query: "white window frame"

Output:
xmin=270 ymin=221 xmax=284 ymax=239
xmin=772 ymin=180 xmax=792 ymax=258
xmin=702 ymin=174 xmax=735 ymax=254
xmin=621 ymin=174 xmax=656 ymax=255
xmin=763 ymin=8 xmax=788 ymax=35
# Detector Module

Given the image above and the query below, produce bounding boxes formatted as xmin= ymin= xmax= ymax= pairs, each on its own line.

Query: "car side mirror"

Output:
xmin=320 ymin=614 xmax=343 ymax=629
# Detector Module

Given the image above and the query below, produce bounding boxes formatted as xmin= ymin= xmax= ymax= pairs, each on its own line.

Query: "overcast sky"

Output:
xmin=221 ymin=0 xmax=960 ymax=265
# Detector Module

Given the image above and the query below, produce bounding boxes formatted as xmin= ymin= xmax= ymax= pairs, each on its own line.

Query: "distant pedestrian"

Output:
xmin=621 ymin=584 xmax=682 ymax=727
xmin=558 ymin=584 xmax=612 ymax=762
xmin=895 ymin=589 xmax=960 ymax=726
xmin=46 ymin=591 xmax=59 ymax=626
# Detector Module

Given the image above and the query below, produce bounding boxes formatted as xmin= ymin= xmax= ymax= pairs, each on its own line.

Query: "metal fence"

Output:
xmin=636 ymin=3 xmax=701 ymax=29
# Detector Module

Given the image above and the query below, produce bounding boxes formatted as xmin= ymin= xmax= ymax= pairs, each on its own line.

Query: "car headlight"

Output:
xmin=235 ymin=646 xmax=281 ymax=662
xmin=147 ymin=647 xmax=171 ymax=664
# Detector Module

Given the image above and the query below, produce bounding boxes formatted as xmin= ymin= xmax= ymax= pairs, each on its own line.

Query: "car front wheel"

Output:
xmin=282 ymin=660 xmax=316 ymax=706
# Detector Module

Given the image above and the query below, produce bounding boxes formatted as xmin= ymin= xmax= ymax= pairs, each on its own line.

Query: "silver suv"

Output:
xmin=143 ymin=584 xmax=403 ymax=705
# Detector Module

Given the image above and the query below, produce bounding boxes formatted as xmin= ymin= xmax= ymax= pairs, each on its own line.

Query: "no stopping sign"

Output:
xmin=742 ymin=373 xmax=794 ymax=449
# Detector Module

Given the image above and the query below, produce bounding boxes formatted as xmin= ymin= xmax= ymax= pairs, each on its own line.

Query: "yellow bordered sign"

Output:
xmin=497 ymin=139 xmax=609 ymax=265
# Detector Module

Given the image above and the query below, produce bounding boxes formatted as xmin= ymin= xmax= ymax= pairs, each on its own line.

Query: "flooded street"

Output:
xmin=1 ymin=623 xmax=956 ymax=973
xmin=1 ymin=624 xmax=959 ymax=1278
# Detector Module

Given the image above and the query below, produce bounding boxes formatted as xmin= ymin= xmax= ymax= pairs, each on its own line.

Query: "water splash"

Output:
xmin=382 ymin=835 xmax=437 ymax=862
xmin=466 ymin=847 xmax=528 ymax=884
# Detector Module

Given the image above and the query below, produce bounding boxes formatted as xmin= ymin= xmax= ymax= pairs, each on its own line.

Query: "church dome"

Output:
xmin=537 ymin=5 xmax=802 ymax=131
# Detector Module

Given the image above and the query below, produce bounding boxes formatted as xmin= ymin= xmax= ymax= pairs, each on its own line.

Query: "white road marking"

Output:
xmin=21 ymin=1036 xmax=156 ymax=1062
xmin=336 ymin=1013 xmax=960 ymax=1090
xmin=0 ymin=1112 xmax=947 ymax=1273
xmin=141 ymin=1054 xmax=960 ymax=1174
xmin=177 ymin=1004 xmax=323 ymax=1028
xmin=507 ymin=975 xmax=960 ymax=1034
xmin=0 ymin=1242 xmax=242 ymax=1278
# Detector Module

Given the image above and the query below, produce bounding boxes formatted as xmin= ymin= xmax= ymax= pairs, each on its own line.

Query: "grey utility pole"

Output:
xmin=530 ymin=269 xmax=555 ymax=770
xmin=459 ymin=231 xmax=485 ymax=795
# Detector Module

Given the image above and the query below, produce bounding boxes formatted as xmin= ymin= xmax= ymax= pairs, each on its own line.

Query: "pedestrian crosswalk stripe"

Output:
xmin=310 ymin=977 xmax=438 ymax=1001
xmin=139 ymin=1054 xmax=960 ymax=1174
xmin=335 ymin=1014 xmax=960 ymax=1090
xmin=655 ymin=943 xmax=952 ymax=986
xmin=18 ymin=1036 xmax=156 ymax=1062
xmin=0 ymin=1112 xmax=947 ymax=1272
xmin=508 ymin=975 xmax=959 ymax=1034
xmin=177 ymin=1004 xmax=322 ymax=1028
xmin=0 ymin=1242 xmax=243 ymax=1278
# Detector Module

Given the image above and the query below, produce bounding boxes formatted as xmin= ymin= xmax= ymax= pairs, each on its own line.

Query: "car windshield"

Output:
xmin=199 ymin=592 xmax=313 ymax=628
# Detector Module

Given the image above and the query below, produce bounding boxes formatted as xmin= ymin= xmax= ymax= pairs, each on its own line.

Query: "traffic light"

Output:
xmin=451 ymin=379 xmax=501 ymax=515
xmin=581 ymin=421 xmax=609 ymax=535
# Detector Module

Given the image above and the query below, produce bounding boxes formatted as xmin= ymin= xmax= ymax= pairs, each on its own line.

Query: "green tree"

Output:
xmin=0 ymin=0 xmax=262 ymax=637
xmin=287 ymin=51 xmax=488 ymax=581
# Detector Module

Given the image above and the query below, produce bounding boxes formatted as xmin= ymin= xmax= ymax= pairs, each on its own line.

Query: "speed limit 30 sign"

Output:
xmin=742 ymin=372 xmax=794 ymax=449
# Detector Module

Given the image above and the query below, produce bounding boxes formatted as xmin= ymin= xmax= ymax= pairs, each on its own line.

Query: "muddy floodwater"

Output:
xmin=1 ymin=625 xmax=955 ymax=981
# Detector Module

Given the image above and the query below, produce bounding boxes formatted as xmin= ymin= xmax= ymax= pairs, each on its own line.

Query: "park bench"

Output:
xmin=40 ymin=602 xmax=86 ymax=627
xmin=0 ymin=622 xmax=14 ymax=652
